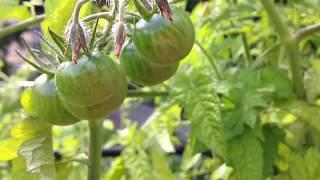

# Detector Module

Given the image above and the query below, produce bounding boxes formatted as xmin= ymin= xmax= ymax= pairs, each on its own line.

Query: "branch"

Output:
xmin=82 ymin=12 xmax=112 ymax=22
xmin=295 ymin=24 xmax=320 ymax=42
xmin=260 ymin=0 xmax=305 ymax=99
xmin=0 ymin=15 xmax=45 ymax=39
xmin=127 ymin=90 xmax=169 ymax=97
xmin=195 ymin=40 xmax=222 ymax=80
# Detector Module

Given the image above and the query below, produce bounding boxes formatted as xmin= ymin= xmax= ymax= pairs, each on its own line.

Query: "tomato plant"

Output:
xmin=1 ymin=0 xmax=320 ymax=180
xmin=120 ymin=42 xmax=179 ymax=85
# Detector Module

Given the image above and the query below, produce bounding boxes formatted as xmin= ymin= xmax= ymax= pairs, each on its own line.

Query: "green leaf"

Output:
xmin=227 ymin=129 xmax=264 ymax=180
xmin=18 ymin=134 xmax=56 ymax=179
xmin=288 ymin=148 xmax=320 ymax=180
xmin=104 ymin=157 xmax=125 ymax=180
xmin=0 ymin=5 xmax=31 ymax=21
xmin=41 ymin=0 xmax=77 ymax=38
xmin=122 ymin=145 xmax=154 ymax=180
xmin=262 ymin=124 xmax=285 ymax=177
xmin=278 ymin=99 xmax=320 ymax=133
xmin=11 ymin=158 xmax=39 ymax=180
xmin=56 ymin=161 xmax=73 ymax=180
xmin=171 ymin=69 xmax=227 ymax=159
xmin=150 ymin=148 xmax=175 ymax=180
xmin=0 ymin=138 xmax=23 ymax=161
xmin=11 ymin=117 xmax=50 ymax=140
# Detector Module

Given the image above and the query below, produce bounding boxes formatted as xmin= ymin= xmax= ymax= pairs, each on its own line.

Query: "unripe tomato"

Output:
xmin=120 ymin=42 xmax=179 ymax=86
xmin=133 ymin=8 xmax=195 ymax=66
xmin=55 ymin=53 xmax=121 ymax=107
xmin=25 ymin=74 xmax=80 ymax=126
xmin=60 ymin=66 xmax=128 ymax=120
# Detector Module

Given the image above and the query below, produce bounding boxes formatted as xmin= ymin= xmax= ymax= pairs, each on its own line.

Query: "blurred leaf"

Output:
xmin=56 ymin=161 xmax=73 ymax=180
xmin=11 ymin=117 xmax=50 ymax=140
xmin=211 ymin=163 xmax=233 ymax=180
xmin=104 ymin=157 xmax=125 ymax=180
xmin=11 ymin=158 xmax=39 ymax=180
xmin=150 ymin=148 xmax=175 ymax=180
xmin=0 ymin=5 xmax=31 ymax=21
xmin=278 ymin=99 xmax=320 ymax=133
xmin=0 ymin=138 xmax=23 ymax=161
xmin=18 ymin=134 xmax=56 ymax=179
xmin=262 ymin=125 xmax=285 ymax=177
xmin=41 ymin=0 xmax=77 ymax=38
xmin=288 ymin=148 xmax=320 ymax=180
xmin=227 ymin=128 xmax=264 ymax=180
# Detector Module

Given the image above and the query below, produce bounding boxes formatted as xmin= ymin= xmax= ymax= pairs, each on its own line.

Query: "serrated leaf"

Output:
xmin=171 ymin=69 xmax=227 ymax=159
xmin=18 ymin=134 xmax=56 ymax=179
xmin=122 ymin=146 xmax=154 ymax=180
xmin=227 ymin=129 xmax=264 ymax=180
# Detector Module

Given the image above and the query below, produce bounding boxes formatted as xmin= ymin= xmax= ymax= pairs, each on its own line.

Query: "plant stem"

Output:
xmin=241 ymin=33 xmax=252 ymax=66
xmin=73 ymin=0 xmax=89 ymax=24
xmin=88 ymin=120 xmax=103 ymax=180
xmin=195 ymin=40 xmax=222 ymax=80
xmin=0 ymin=15 xmax=45 ymax=39
xmin=16 ymin=51 xmax=55 ymax=77
xmin=82 ymin=12 xmax=112 ymax=22
xmin=260 ymin=0 xmax=305 ymax=99
xmin=295 ymin=23 xmax=320 ymax=42
xmin=127 ymin=90 xmax=169 ymax=97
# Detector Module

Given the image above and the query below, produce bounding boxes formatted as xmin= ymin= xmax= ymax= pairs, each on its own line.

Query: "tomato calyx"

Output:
xmin=156 ymin=0 xmax=173 ymax=21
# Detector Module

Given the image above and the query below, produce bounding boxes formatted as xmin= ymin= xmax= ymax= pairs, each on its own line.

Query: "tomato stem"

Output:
xmin=195 ymin=40 xmax=222 ymax=80
xmin=260 ymin=0 xmax=305 ymax=99
xmin=295 ymin=23 xmax=320 ymax=42
xmin=0 ymin=14 xmax=45 ymax=39
xmin=88 ymin=120 xmax=103 ymax=180
xmin=241 ymin=33 xmax=252 ymax=66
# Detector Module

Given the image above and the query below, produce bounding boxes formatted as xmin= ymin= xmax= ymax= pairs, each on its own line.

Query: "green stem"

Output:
xmin=260 ymin=0 xmax=305 ymax=99
xmin=82 ymin=12 xmax=112 ymax=22
xmin=16 ymin=51 xmax=55 ymax=77
xmin=195 ymin=40 xmax=222 ymax=80
xmin=127 ymin=90 xmax=169 ymax=97
xmin=73 ymin=0 xmax=89 ymax=23
xmin=88 ymin=120 xmax=102 ymax=180
xmin=295 ymin=23 xmax=320 ymax=42
xmin=0 ymin=15 xmax=45 ymax=39
xmin=241 ymin=33 xmax=252 ymax=66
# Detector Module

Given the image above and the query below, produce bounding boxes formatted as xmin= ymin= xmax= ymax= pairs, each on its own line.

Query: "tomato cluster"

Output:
xmin=21 ymin=53 xmax=127 ymax=124
xmin=20 ymin=9 xmax=194 ymax=124
xmin=120 ymin=8 xmax=195 ymax=86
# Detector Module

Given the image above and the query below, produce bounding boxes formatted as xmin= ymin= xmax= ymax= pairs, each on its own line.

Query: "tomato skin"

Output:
xmin=29 ymin=74 xmax=80 ymax=126
xmin=120 ymin=42 xmax=179 ymax=86
xmin=55 ymin=53 xmax=121 ymax=107
xmin=60 ymin=66 xmax=128 ymax=120
xmin=133 ymin=8 xmax=195 ymax=66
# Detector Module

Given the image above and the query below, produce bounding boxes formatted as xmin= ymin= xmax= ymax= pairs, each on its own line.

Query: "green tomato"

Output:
xmin=25 ymin=74 xmax=80 ymax=126
xmin=60 ymin=66 xmax=128 ymax=120
xmin=55 ymin=53 xmax=121 ymax=107
xmin=120 ymin=42 xmax=178 ymax=86
xmin=133 ymin=8 xmax=195 ymax=66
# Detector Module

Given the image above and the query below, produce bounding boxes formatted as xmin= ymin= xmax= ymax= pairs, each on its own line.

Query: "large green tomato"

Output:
xmin=22 ymin=74 xmax=80 ymax=126
xmin=120 ymin=42 xmax=179 ymax=86
xmin=133 ymin=8 xmax=195 ymax=66
xmin=55 ymin=53 xmax=121 ymax=106
xmin=60 ymin=65 xmax=128 ymax=120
